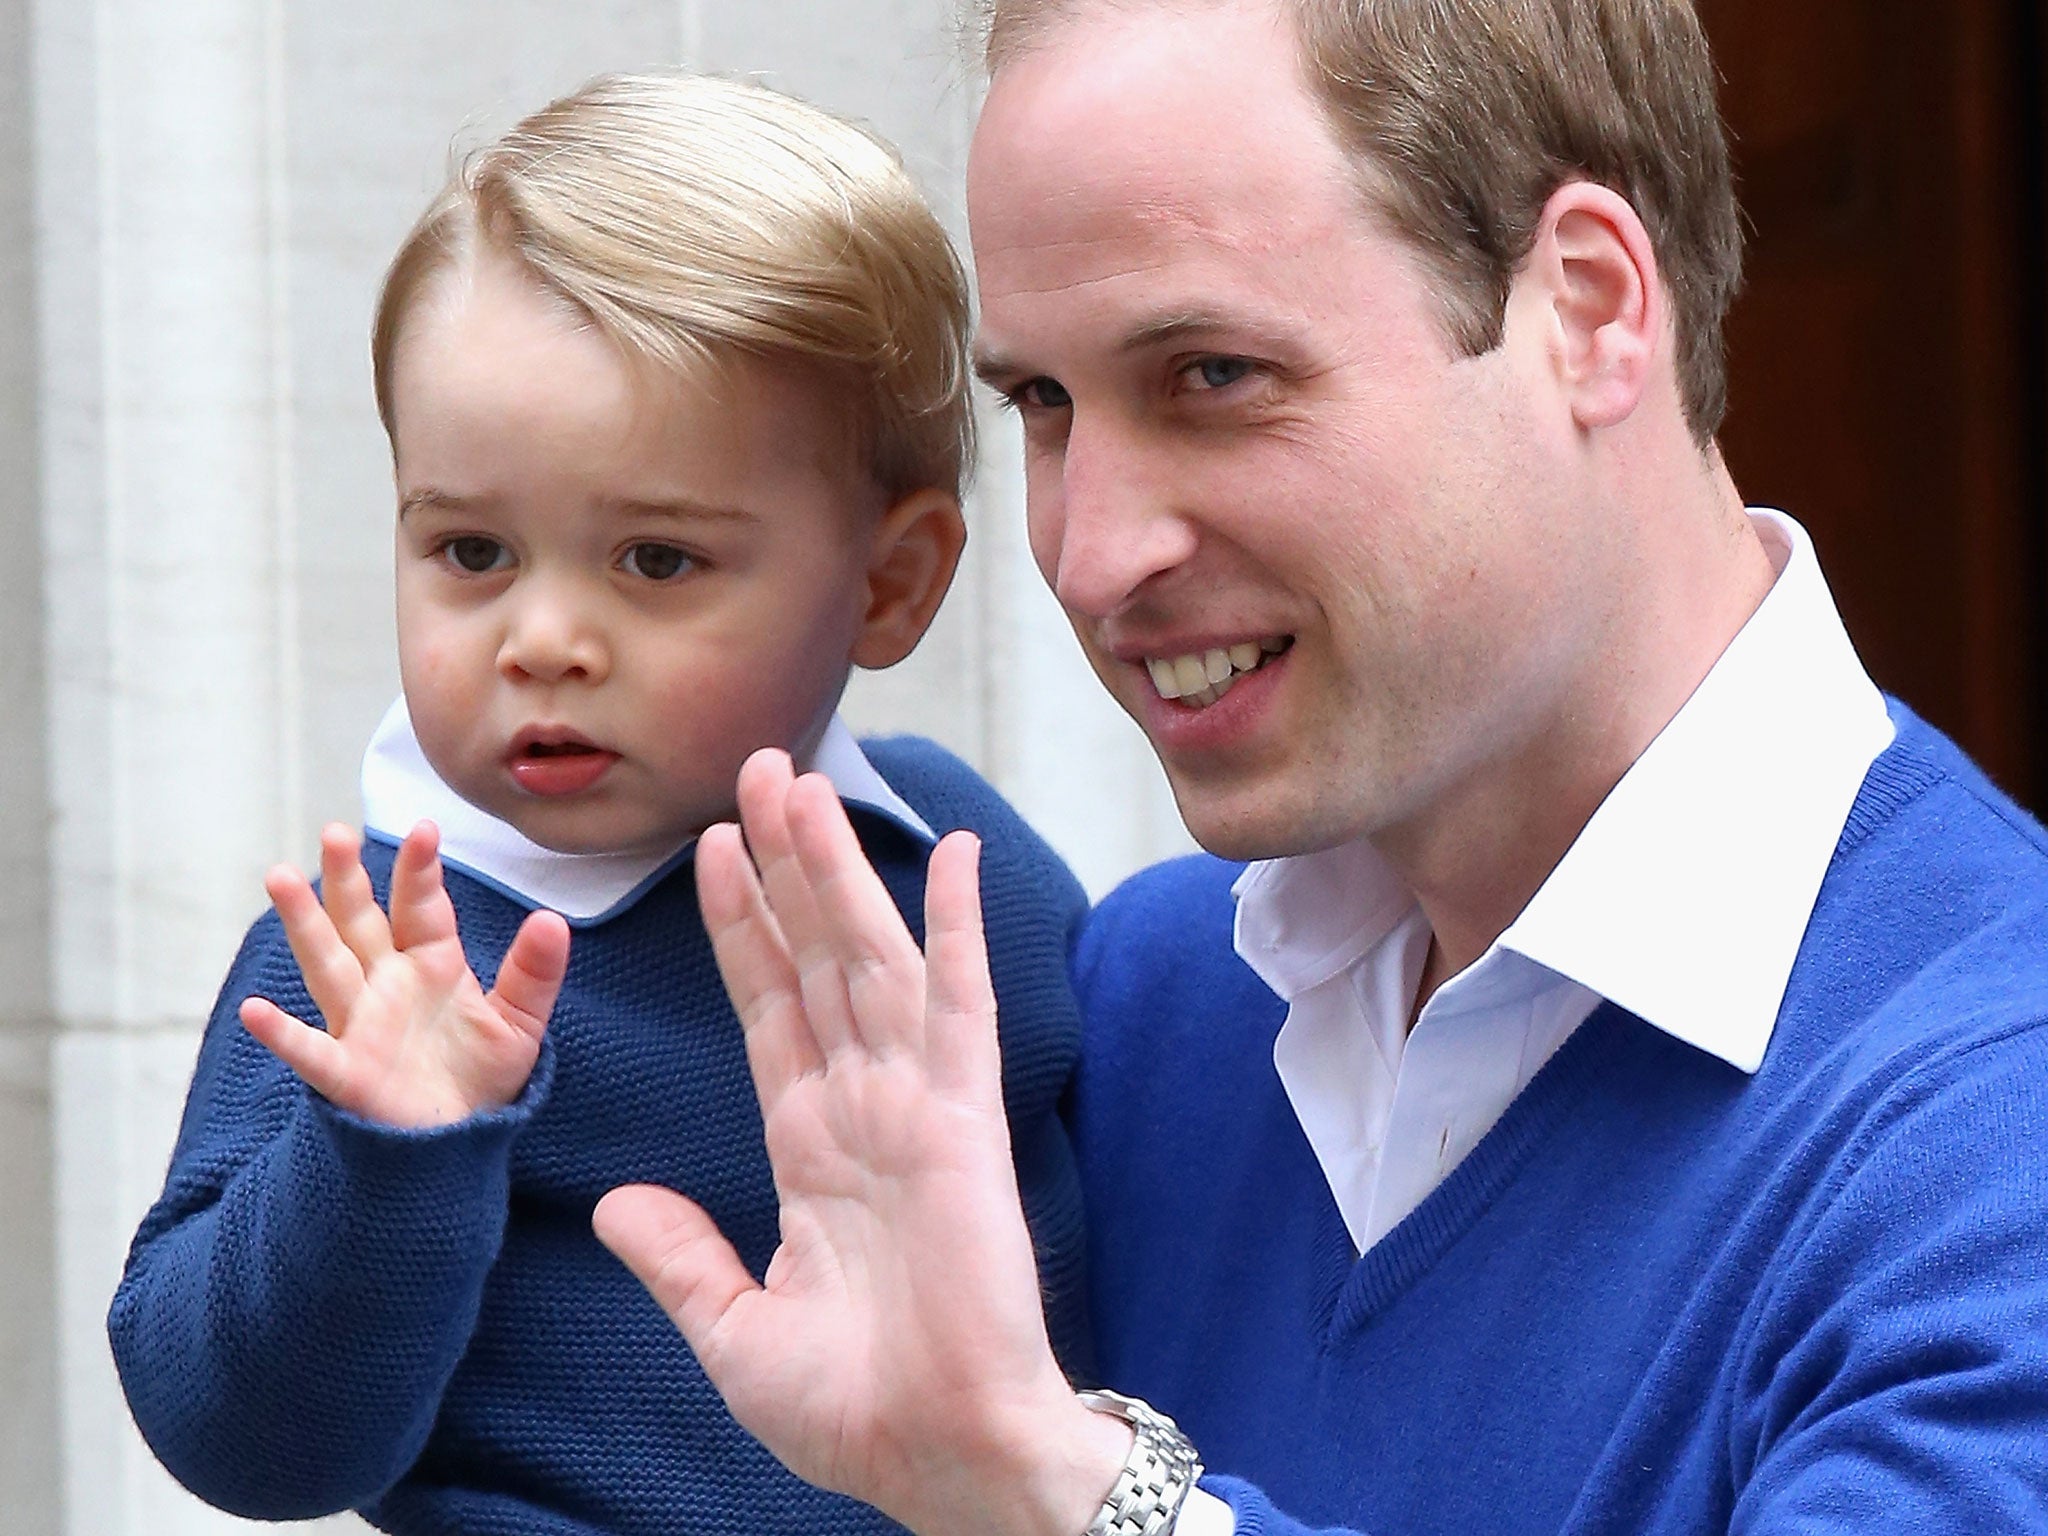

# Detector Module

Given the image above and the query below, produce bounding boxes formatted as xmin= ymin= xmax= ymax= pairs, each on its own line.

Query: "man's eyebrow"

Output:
xmin=971 ymin=346 xmax=1024 ymax=387
xmin=972 ymin=310 xmax=1299 ymax=385
xmin=1116 ymin=309 xmax=1295 ymax=354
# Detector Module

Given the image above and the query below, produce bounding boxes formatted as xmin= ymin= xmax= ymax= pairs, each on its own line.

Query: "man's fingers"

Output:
xmin=698 ymin=821 xmax=827 ymax=1099
xmin=735 ymin=752 xmax=861 ymax=1057
xmin=387 ymin=821 xmax=458 ymax=953
xmin=239 ymin=996 xmax=352 ymax=1103
xmin=490 ymin=909 xmax=570 ymax=1044
xmin=267 ymin=862 xmax=366 ymax=1031
xmin=784 ymin=773 xmax=926 ymax=1055
xmin=319 ymin=824 xmax=396 ymax=966
xmin=923 ymin=831 xmax=1003 ymax=1099
xmin=593 ymin=1184 xmax=761 ymax=1363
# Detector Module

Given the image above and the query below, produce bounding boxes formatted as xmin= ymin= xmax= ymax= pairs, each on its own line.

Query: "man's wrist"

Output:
xmin=1074 ymin=1390 xmax=1204 ymax=1536
xmin=1010 ymin=1393 xmax=1138 ymax=1536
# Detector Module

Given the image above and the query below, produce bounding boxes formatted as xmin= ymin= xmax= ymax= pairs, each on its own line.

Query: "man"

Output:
xmin=594 ymin=1 xmax=2048 ymax=1532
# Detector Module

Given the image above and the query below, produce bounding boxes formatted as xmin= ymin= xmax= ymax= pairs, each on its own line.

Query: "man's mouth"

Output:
xmin=1144 ymin=637 xmax=1291 ymax=709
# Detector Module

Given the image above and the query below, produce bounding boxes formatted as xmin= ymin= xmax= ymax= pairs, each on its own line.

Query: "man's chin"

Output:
xmin=1167 ymin=778 xmax=1371 ymax=864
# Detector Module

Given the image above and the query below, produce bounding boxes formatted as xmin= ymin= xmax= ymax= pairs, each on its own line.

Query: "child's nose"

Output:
xmin=496 ymin=589 xmax=609 ymax=684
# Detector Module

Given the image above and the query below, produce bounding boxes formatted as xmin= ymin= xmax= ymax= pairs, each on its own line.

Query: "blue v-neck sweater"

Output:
xmin=111 ymin=737 xmax=1091 ymax=1535
xmin=1071 ymin=706 xmax=2048 ymax=1534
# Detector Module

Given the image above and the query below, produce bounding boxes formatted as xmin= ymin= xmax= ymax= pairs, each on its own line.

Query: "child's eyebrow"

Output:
xmin=609 ymin=497 xmax=762 ymax=527
xmin=394 ymin=490 xmax=762 ymax=527
xmin=397 ymin=488 xmax=479 ymax=520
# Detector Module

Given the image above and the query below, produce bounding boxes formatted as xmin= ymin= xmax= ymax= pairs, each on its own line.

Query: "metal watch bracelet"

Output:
xmin=1076 ymin=1388 xmax=1204 ymax=1536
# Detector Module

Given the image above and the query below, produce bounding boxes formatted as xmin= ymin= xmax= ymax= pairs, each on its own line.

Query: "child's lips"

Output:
xmin=507 ymin=737 xmax=620 ymax=797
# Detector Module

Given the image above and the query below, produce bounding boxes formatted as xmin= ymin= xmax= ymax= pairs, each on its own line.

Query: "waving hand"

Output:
xmin=592 ymin=751 xmax=1128 ymax=1536
xmin=240 ymin=822 xmax=569 ymax=1129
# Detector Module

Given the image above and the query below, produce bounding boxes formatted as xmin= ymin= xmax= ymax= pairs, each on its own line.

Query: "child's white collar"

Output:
xmin=359 ymin=697 xmax=935 ymax=926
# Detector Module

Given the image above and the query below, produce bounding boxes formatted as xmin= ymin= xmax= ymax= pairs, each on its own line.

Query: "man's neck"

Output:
xmin=1393 ymin=457 xmax=1774 ymax=1007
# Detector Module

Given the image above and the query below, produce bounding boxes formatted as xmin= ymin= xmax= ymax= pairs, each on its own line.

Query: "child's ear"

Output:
xmin=850 ymin=487 xmax=967 ymax=669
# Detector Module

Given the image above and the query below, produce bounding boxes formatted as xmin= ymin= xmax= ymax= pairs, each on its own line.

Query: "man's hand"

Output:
xmin=239 ymin=821 xmax=569 ymax=1130
xmin=592 ymin=751 xmax=1130 ymax=1536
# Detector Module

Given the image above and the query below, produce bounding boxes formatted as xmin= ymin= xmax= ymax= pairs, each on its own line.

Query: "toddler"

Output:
xmin=109 ymin=72 xmax=1089 ymax=1536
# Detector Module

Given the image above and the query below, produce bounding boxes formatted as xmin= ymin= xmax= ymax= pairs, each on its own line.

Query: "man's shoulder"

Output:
xmin=1090 ymin=852 xmax=1246 ymax=935
xmin=1828 ymin=702 xmax=2048 ymax=945
xmin=1848 ymin=702 xmax=2048 ymax=869
xmin=1074 ymin=853 xmax=1269 ymax=1011
xmin=1781 ymin=703 xmax=2048 ymax=1089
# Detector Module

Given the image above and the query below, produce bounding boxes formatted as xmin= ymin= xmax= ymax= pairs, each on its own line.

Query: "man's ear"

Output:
xmin=1524 ymin=181 xmax=1664 ymax=431
xmin=850 ymin=487 xmax=968 ymax=670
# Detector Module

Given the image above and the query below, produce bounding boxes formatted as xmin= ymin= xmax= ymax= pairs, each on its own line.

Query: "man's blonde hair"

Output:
xmin=978 ymin=0 xmax=1742 ymax=445
xmin=373 ymin=72 xmax=974 ymax=499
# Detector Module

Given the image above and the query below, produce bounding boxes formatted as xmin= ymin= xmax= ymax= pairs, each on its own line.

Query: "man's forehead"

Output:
xmin=968 ymin=2 xmax=1348 ymax=243
xmin=980 ymin=0 xmax=1281 ymax=73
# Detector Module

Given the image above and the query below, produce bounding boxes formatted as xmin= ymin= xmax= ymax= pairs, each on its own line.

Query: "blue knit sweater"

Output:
xmin=1071 ymin=706 xmax=2048 ymax=1535
xmin=111 ymin=737 xmax=1092 ymax=1535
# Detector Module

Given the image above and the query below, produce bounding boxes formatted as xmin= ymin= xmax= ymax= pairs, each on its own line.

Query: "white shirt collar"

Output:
xmin=359 ymin=698 xmax=935 ymax=926
xmin=1234 ymin=508 xmax=1894 ymax=1075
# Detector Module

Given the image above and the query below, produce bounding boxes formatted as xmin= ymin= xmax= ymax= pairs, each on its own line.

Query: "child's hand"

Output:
xmin=239 ymin=821 xmax=571 ymax=1130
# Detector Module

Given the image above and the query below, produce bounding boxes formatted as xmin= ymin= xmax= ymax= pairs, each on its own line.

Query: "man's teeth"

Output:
xmin=1146 ymin=641 xmax=1285 ymax=707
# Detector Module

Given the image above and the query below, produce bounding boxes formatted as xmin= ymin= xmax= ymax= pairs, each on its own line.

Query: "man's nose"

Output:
xmin=1032 ymin=414 xmax=1199 ymax=619
xmin=496 ymin=580 xmax=609 ymax=684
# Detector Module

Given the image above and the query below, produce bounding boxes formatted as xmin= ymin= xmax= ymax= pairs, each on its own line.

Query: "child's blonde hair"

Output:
xmin=372 ymin=71 xmax=974 ymax=499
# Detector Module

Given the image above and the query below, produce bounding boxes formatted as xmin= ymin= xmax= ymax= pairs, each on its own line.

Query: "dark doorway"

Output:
xmin=1700 ymin=0 xmax=2047 ymax=810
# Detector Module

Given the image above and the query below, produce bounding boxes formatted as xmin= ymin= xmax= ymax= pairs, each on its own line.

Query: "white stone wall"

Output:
xmin=8 ymin=3 xmax=1188 ymax=1533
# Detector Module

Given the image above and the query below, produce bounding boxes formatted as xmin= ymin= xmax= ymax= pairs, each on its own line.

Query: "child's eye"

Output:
xmin=622 ymin=542 xmax=693 ymax=581
xmin=441 ymin=536 xmax=511 ymax=574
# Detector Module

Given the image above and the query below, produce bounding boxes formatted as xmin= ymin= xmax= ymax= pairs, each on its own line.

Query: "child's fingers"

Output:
xmin=266 ymin=863 xmax=366 ymax=1029
xmin=698 ymin=821 xmax=826 ymax=1102
xmin=318 ymin=824 xmax=396 ymax=966
xmin=239 ymin=995 xmax=353 ymax=1105
xmin=922 ymin=832 xmax=1003 ymax=1102
xmin=784 ymin=773 xmax=927 ymax=1057
xmin=490 ymin=909 xmax=570 ymax=1045
xmin=735 ymin=752 xmax=860 ymax=1058
xmin=387 ymin=821 xmax=458 ymax=953
xmin=592 ymin=1184 xmax=762 ymax=1377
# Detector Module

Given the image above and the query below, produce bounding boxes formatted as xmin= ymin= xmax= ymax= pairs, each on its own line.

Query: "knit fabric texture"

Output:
xmin=111 ymin=736 xmax=1092 ymax=1535
xmin=1071 ymin=703 xmax=2048 ymax=1535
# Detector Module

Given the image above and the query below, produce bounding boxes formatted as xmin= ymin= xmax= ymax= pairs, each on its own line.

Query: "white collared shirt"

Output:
xmin=359 ymin=698 xmax=934 ymax=922
xmin=1171 ymin=510 xmax=1892 ymax=1536
xmin=1232 ymin=509 xmax=1895 ymax=1254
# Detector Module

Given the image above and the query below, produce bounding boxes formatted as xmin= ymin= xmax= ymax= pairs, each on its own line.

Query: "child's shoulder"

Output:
xmin=857 ymin=734 xmax=1015 ymax=835
xmin=857 ymin=734 xmax=1084 ymax=910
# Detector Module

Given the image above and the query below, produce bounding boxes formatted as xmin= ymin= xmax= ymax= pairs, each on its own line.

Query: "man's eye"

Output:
xmin=622 ymin=542 xmax=692 ymax=581
xmin=442 ymin=536 xmax=510 ymax=574
xmin=1015 ymin=377 xmax=1072 ymax=410
xmin=1188 ymin=357 xmax=1255 ymax=390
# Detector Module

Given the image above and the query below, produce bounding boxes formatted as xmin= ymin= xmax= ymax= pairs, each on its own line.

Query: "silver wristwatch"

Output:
xmin=1077 ymin=1388 xmax=1205 ymax=1536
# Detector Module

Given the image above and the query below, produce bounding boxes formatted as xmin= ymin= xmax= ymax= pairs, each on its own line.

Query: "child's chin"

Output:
xmin=514 ymin=814 xmax=687 ymax=859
